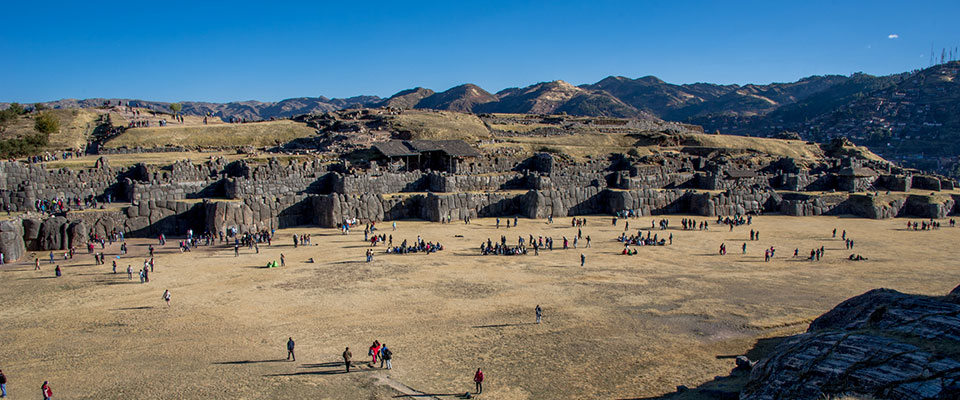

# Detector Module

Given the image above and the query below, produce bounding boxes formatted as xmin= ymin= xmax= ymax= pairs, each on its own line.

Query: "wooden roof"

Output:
xmin=372 ymin=141 xmax=418 ymax=157
xmin=406 ymin=140 xmax=481 ymax=158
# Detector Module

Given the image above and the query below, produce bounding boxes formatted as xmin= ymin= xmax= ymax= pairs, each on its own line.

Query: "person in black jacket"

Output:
xmin=286 ymin=337 xmax=296 ymax=361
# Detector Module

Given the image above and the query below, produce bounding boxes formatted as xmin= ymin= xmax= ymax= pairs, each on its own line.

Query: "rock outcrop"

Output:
xmin=0 ymin=219 xmax=26 ymax=262
xmin=741 ymin=287 xmax=960 ymax=400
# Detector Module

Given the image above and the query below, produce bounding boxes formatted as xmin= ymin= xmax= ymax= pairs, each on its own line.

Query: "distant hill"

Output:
xmin=8 ymin=63 xmax=960 ymax=173
xmin=374 ymin=88 xmax=434 ymax=109
xmin=688 ymin=64 xmax=960 ymax=171
xmin=583 ymin=74 xmax=849 ymax=120
xmin=414 ymin=84 xmax=497 ymax=113
xmin=17 ymin=96 xmax=380 ymax=122
xmin=478 ymin=80 xmax=650 ymax=119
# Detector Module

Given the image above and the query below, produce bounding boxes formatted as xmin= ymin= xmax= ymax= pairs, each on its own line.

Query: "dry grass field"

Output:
xmin=390 ymin=111 xmax=493 ymax=141
xmin=0 ymin=215 xmax=957 ymax=399
xmin=104 ymin=120 xmax=317 ymax=149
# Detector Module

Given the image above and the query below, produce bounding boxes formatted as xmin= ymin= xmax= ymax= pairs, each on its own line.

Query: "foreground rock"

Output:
xmin=741 ymin=286 xmax=960 ymax=400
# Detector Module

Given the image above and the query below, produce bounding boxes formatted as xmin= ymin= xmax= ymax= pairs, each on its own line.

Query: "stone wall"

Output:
xmin=333 ymin=172 xmax=427 ymax=195
xmin=428 ymin=172 xmax=525 ymax=193
xmin=0 ymin=161 xmax=121 ymax=211
xmin=912 ymin=175 xmax=943 ymax=191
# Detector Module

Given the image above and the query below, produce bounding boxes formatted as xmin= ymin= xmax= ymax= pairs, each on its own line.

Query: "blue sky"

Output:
xmin=1 ymin=0 xmax=958 ymax=103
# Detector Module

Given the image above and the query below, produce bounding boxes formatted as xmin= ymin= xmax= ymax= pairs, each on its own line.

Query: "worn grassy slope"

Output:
xmin=0 ymin=109 xmax=104 ymax=150
xmin=387 ymin=110 xmax=492 ymax=141
xmin=104 ymin=120 xmax=317 ymax=148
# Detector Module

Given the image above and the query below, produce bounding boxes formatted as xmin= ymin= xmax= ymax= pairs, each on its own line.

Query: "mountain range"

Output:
xmin=7 ymin=62 xmax=960 ymax=173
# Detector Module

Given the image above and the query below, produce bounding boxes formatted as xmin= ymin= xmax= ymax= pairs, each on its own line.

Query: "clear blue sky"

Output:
xmin=2 ymin=0 xmax=958 ymax=103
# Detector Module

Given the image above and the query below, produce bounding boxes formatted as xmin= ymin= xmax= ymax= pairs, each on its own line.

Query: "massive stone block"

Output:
xmin=38 ymin=216 xmax=68 ymax=250
xmin=0 ymin=219 xmax=26 ymax=263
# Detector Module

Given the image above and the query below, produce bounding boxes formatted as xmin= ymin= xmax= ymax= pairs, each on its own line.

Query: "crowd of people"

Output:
xmin=24 ymin=150 xmax=84 ymax=164
xmin=385 ymin=237 xmax=443 ymax=255
xmin=680 ymin=218 xmax=708 ymax=230
xmin=617 ymin=231 xmax=669 ymax=249
xmin=907 ymin=220 xmax=947 ymax=230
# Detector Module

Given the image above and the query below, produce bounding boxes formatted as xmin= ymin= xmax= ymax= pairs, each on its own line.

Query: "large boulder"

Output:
xmin=21 ymin=217 xmax=42 ymax=249
xmin=742 ymin=287 xmax=960 ymax=400
xmin=0 ymin=219 xmax=26 ymax=263
xmin=66 ymin=220 xmax=87 ymax=249
xmin=38 ymin=216 xmax=68 ymax=250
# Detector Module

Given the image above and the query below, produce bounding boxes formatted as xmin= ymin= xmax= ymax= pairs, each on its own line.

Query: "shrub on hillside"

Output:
xmin=0 ymin=103 xmax=26 ymax=125
xmin=34 ymin=112 xmax=60 ymax=134
xmin=0 ymin=132 xmax=49 ymax=158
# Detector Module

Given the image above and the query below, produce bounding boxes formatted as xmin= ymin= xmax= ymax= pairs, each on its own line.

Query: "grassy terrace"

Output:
xmin=104 ymin=119 xmax=317 ymax=149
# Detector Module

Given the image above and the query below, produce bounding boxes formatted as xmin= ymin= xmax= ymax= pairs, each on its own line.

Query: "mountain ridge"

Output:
xmin=6 ymin=63 xmax=960 ymax=173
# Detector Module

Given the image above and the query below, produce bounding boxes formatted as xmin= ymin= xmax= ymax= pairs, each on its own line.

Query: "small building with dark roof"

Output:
xmin=371 ymin=140 xmax=480 ymax=172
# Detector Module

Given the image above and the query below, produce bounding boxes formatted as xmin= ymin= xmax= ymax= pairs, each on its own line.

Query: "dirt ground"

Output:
xmin=0 ymin=215 xmax=957 ymax=399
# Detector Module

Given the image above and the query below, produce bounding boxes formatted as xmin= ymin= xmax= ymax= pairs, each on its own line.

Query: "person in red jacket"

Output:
xmin=42 ymin=381 xmax=52 ymax=400
xmin=474 ymin=368 xmax=484 ymax=394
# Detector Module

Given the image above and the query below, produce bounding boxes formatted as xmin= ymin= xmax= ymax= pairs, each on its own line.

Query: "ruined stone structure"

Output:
xmin=1 ymin=146 xmax=958 ymax=263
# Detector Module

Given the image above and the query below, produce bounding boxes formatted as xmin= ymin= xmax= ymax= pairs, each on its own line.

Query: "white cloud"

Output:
xmin=888 ymin=34 xmax=899 ymax=39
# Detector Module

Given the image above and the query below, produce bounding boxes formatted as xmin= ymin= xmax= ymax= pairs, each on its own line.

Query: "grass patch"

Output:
xmin=103 ymin=120 xmax=316 ymax=149
xmin=388 ymin=110 xmax=491 ymax=141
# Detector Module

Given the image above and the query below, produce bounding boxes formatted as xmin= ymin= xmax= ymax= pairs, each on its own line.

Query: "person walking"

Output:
xmin=342 ymin=347 xmax=353 ymax=372
xmin=280 ymin=253 xmax=285 ymax=267
xmin=162 ymin=289 xmax=171 ymax=306
xmin=380 ymin=344 xmax=392 ymax=369
xmin=42 ymin=381 xmax=52 ymax=400
xmin=536 ymin=305 xmax=542 ymax=324
xmin=580 ymin=253 xmax=585 ymax=267
xmin=474 ymin=368 xmax=484 ymax=394
xmin=286 ymin=337 xmax=296 ymax=361
xmin=0 ymin=368 xmax=6 ymax=398
xmin=127 ymin=265 xmax=133 ymax=280
xmin=369 ymin=341 xmax=380 ymax=366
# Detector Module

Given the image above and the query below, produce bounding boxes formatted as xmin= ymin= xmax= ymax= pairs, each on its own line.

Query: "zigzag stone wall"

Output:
xmin=2 ymin=152 xmax=960 ymax=263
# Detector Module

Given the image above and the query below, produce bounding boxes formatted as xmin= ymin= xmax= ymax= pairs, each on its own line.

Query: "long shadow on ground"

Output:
xmin=616 ymin=336 xmax=787 ymax=400
xmin=214 ymin=359 xmax=288 ymax=365
xmin=471 ymin=322 xmax=536 ymax=329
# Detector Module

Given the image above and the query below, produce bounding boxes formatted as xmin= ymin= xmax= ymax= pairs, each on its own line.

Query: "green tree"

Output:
xmin=170 ymin=103 xmax=182 ymax=115
xmin=34 ymin=112 xmax=60 ymax=134
xmin=7 ymin=103 xmax=25 ymax=115
xmin=34 ymin=103 xmax=48 ymax=111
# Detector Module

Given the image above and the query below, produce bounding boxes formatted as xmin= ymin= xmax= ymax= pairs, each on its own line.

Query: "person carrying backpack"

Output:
xmin=380 ymin=344 xmax=393 ymax=369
